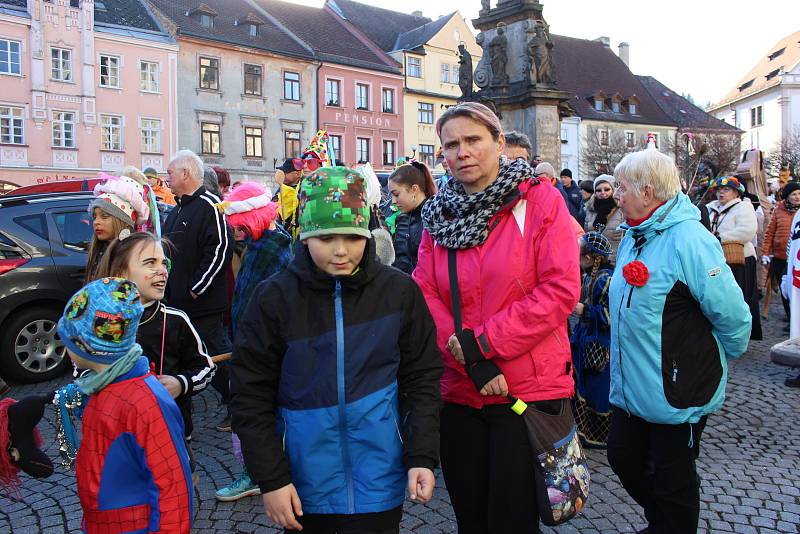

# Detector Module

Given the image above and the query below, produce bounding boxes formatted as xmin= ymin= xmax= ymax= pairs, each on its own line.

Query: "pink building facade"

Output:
xmin=0 ymin=0 xmax=177 ymax=190
xmin=319 ymin=63 xmax=404 ymax=169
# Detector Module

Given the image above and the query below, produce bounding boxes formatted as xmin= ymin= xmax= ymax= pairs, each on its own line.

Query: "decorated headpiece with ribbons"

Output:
xmin=303 ymin=130 xmax=334 ymax=168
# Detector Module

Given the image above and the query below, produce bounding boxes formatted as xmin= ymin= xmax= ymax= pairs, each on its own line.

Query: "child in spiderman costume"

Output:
xmin=56 ymin=277 xmax=193 ymax=533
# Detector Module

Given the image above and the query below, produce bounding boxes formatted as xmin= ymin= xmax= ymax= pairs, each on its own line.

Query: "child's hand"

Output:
xmin=263 ymin=483 xmax=303 ymax=531
xmin=157 ymin=375 xmax=182 ymax=399
xmin=407 ymin=467 xmax=435 ymax=503
xmin=574 ymin=302 xmax=585 ymax=316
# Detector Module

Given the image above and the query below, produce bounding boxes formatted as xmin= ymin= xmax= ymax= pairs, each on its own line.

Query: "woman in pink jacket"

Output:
xmin=413 ymin=102 xmax=581 ymax=533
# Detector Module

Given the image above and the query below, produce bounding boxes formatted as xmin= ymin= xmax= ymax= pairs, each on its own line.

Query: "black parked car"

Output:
xmin=0 ymin=192 xmax=93 ymax=383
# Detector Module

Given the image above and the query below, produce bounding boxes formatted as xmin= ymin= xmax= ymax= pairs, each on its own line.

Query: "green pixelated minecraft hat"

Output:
xmin=298 ymin=166 xmax=371 ymax=240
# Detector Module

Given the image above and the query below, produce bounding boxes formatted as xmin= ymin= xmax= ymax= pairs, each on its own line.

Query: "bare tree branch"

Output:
xmin=768 ymin=128 xmax=800 ymax=178
xmin=581 ymin=125 xmax=637 ymax=177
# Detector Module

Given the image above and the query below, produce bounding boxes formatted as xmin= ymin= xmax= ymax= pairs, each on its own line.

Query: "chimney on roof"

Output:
xmin=594 ymin=36 xmax=610 ymax=48
xmin=618 ymin=42 xmax=630 ymax=67
xmin=412 ymin=10 xmax=423 ymax=17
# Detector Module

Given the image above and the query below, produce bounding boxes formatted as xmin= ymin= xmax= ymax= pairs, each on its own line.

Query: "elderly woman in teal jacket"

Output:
xmin=607 ymin=149 xmax=751 ymax=534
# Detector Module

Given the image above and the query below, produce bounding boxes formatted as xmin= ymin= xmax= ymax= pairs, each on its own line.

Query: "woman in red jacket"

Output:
xmin=413 ymin=102 xmax=581 ymax=533
xmin=762 ymin=181 xmax=800 ymax=318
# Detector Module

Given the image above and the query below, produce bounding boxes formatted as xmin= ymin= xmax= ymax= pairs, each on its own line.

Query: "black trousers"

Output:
xmin=284 ymin=506 xmax=401 ymax=534
xmin=607 ymin=407 xmax=707 ymax=534
xmin=192 ymin=314 xmax=233 ymax=406
xmin=440 ymin=403 xmax=541 ymax=534
xmin=770 ymin=258 xmax=790 ymax=318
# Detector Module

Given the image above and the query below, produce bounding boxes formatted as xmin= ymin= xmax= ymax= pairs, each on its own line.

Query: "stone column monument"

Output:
xmin=462 ymin=0 xmax=570 ymax=167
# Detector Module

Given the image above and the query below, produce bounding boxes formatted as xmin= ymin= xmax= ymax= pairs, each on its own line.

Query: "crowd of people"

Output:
xmin=1 ymin=100 xmax=797 ymax=534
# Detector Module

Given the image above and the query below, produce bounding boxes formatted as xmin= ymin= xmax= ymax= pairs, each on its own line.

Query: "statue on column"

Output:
xmin=532 ymin=20 xmax=555 ymax=85
xmin=473 ymin=32 xmax=491 ymax=88
xmin=480 ymin=0 xmax=491 ymax=13
xmin=457 ymin=43 xmax=474 ymax=99
xmin=489 ymin=23 xmax=509 ymax=87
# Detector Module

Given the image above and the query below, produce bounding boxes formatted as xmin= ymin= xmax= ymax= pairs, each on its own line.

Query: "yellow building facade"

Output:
xmin=388 ymin=13 xmax=481 ymax=168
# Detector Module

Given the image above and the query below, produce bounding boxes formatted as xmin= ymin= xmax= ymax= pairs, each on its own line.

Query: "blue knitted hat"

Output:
xmin=57 ymin=278 xmax=144 ymax=364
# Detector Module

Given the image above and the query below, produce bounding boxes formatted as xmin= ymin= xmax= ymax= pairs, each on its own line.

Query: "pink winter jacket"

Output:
xmin=413 ymin=179 xmax=581 ymax=409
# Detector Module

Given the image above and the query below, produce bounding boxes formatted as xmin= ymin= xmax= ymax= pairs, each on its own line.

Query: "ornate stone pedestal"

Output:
xmin=466 ymin=0 xmax=570 ymax=167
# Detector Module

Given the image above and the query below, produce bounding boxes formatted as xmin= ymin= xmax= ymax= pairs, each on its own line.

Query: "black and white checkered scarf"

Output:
xmin=422 ymin=158 xmax=536 ymax=249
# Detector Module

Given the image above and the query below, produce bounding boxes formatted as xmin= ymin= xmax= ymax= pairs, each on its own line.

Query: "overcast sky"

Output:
xmin=295 ymin=0 xmax=799 ymax=108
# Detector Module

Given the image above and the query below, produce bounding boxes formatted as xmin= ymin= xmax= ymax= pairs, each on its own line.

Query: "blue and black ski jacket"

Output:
xmin=230 ymin=240 xmax=442 ymax=514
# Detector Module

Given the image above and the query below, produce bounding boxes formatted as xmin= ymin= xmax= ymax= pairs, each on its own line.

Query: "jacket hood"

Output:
xmin=621 ymin=193 xmax=700 ymax=238
xmin=288 ymin=237 xmax=381 ymax=291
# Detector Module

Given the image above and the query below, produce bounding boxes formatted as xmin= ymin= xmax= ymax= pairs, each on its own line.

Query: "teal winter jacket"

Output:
xmin=609 ymin=193 xmax=751 ymax=425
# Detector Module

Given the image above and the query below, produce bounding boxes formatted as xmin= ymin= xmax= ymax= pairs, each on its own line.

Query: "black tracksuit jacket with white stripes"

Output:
xmin=137 ymin=301 xmax=216 ymax=436
xmin=163 ymin=186 xmax=232 ymax=319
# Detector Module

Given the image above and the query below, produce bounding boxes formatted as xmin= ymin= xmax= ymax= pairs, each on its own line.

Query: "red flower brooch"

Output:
xmin=623 ymin=260 xmax=650 ymax=287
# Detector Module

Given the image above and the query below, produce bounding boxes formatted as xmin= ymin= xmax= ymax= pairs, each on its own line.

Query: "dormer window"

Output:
xmin=612 ymin=102 xmax=620 ymax=113
xmin=190 ymin=4 xmax=218 ymax=29
xmin=627 ymin=95 xmax=640 ymax=115
xmin=768 ymin=47 xmax=785 ymax=61
xmin=593 ymin=90 xmax=606 ymax=112
xmin=766 ymin=68 xmax=781 ymax=81
xmin=236 ymin=13 xmax=264 ymax=37
xmin=738 ymin=79 xmax=754 ymax=92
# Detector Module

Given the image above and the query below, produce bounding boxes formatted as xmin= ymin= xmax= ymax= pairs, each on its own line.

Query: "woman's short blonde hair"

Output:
xmin=614 ymin=149 xmax=681 ymax=201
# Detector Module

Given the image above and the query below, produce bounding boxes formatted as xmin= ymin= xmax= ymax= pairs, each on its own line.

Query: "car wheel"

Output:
xmin=0 ymin=306 xmax=70 ymax=383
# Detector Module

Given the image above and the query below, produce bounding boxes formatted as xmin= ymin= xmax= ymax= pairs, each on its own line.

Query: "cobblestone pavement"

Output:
xmin=1 ymin=300 xmax=798 ymax=533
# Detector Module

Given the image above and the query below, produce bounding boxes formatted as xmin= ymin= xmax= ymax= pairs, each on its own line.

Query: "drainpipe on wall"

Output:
xmin=315 ymin=58 xmax=323 ymax=132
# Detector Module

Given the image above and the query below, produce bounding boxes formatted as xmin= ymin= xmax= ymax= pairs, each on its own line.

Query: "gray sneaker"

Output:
xmin=215 ymin=471 xmax=260 ymax=502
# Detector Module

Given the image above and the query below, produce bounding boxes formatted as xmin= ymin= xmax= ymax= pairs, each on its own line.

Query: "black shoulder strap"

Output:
xmin=448 ymin=248 xmax=462 ymax=333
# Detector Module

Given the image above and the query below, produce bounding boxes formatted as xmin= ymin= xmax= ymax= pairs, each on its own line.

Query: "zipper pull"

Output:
xmin=672 ymin=360 xmax=678 ymax=383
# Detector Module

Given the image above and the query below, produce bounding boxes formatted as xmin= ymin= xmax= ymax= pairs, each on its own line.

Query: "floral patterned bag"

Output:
xmin=509 ymin=397 xmax=590 ymax=526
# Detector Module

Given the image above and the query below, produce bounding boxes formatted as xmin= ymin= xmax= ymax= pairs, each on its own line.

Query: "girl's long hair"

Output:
xmin=85 ymin=212 xmax=132 ymax=282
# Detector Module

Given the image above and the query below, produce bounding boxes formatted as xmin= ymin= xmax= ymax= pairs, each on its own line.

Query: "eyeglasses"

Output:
xmin=291 ymin=158 xmax=321 ymax=172
xmin=595 ymin=187 xmax=613 ymax=193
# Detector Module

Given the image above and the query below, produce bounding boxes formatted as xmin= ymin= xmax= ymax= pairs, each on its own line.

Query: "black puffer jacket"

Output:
xmin=137 ymin=301 xmax=216 ymax=436
xmin=230 ymin=240 xmax=442 ymax=502
xmin=392 ymin=200 xmax=426 ymax=274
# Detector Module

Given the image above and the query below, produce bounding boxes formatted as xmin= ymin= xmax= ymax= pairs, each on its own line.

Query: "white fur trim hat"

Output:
xmin=89 ymin=173 xmax=149 ymax=228
xmin=593 ymin=174 xmax=615 ymax=191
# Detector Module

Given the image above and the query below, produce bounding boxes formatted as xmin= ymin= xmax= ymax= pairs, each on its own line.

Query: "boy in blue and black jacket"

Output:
xmin=230 ymin=167 xmax=442 ymax=533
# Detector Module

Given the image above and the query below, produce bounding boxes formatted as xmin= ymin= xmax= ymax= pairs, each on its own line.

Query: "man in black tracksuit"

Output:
xmin=165 ymin=151 xmax=233 ymax=429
